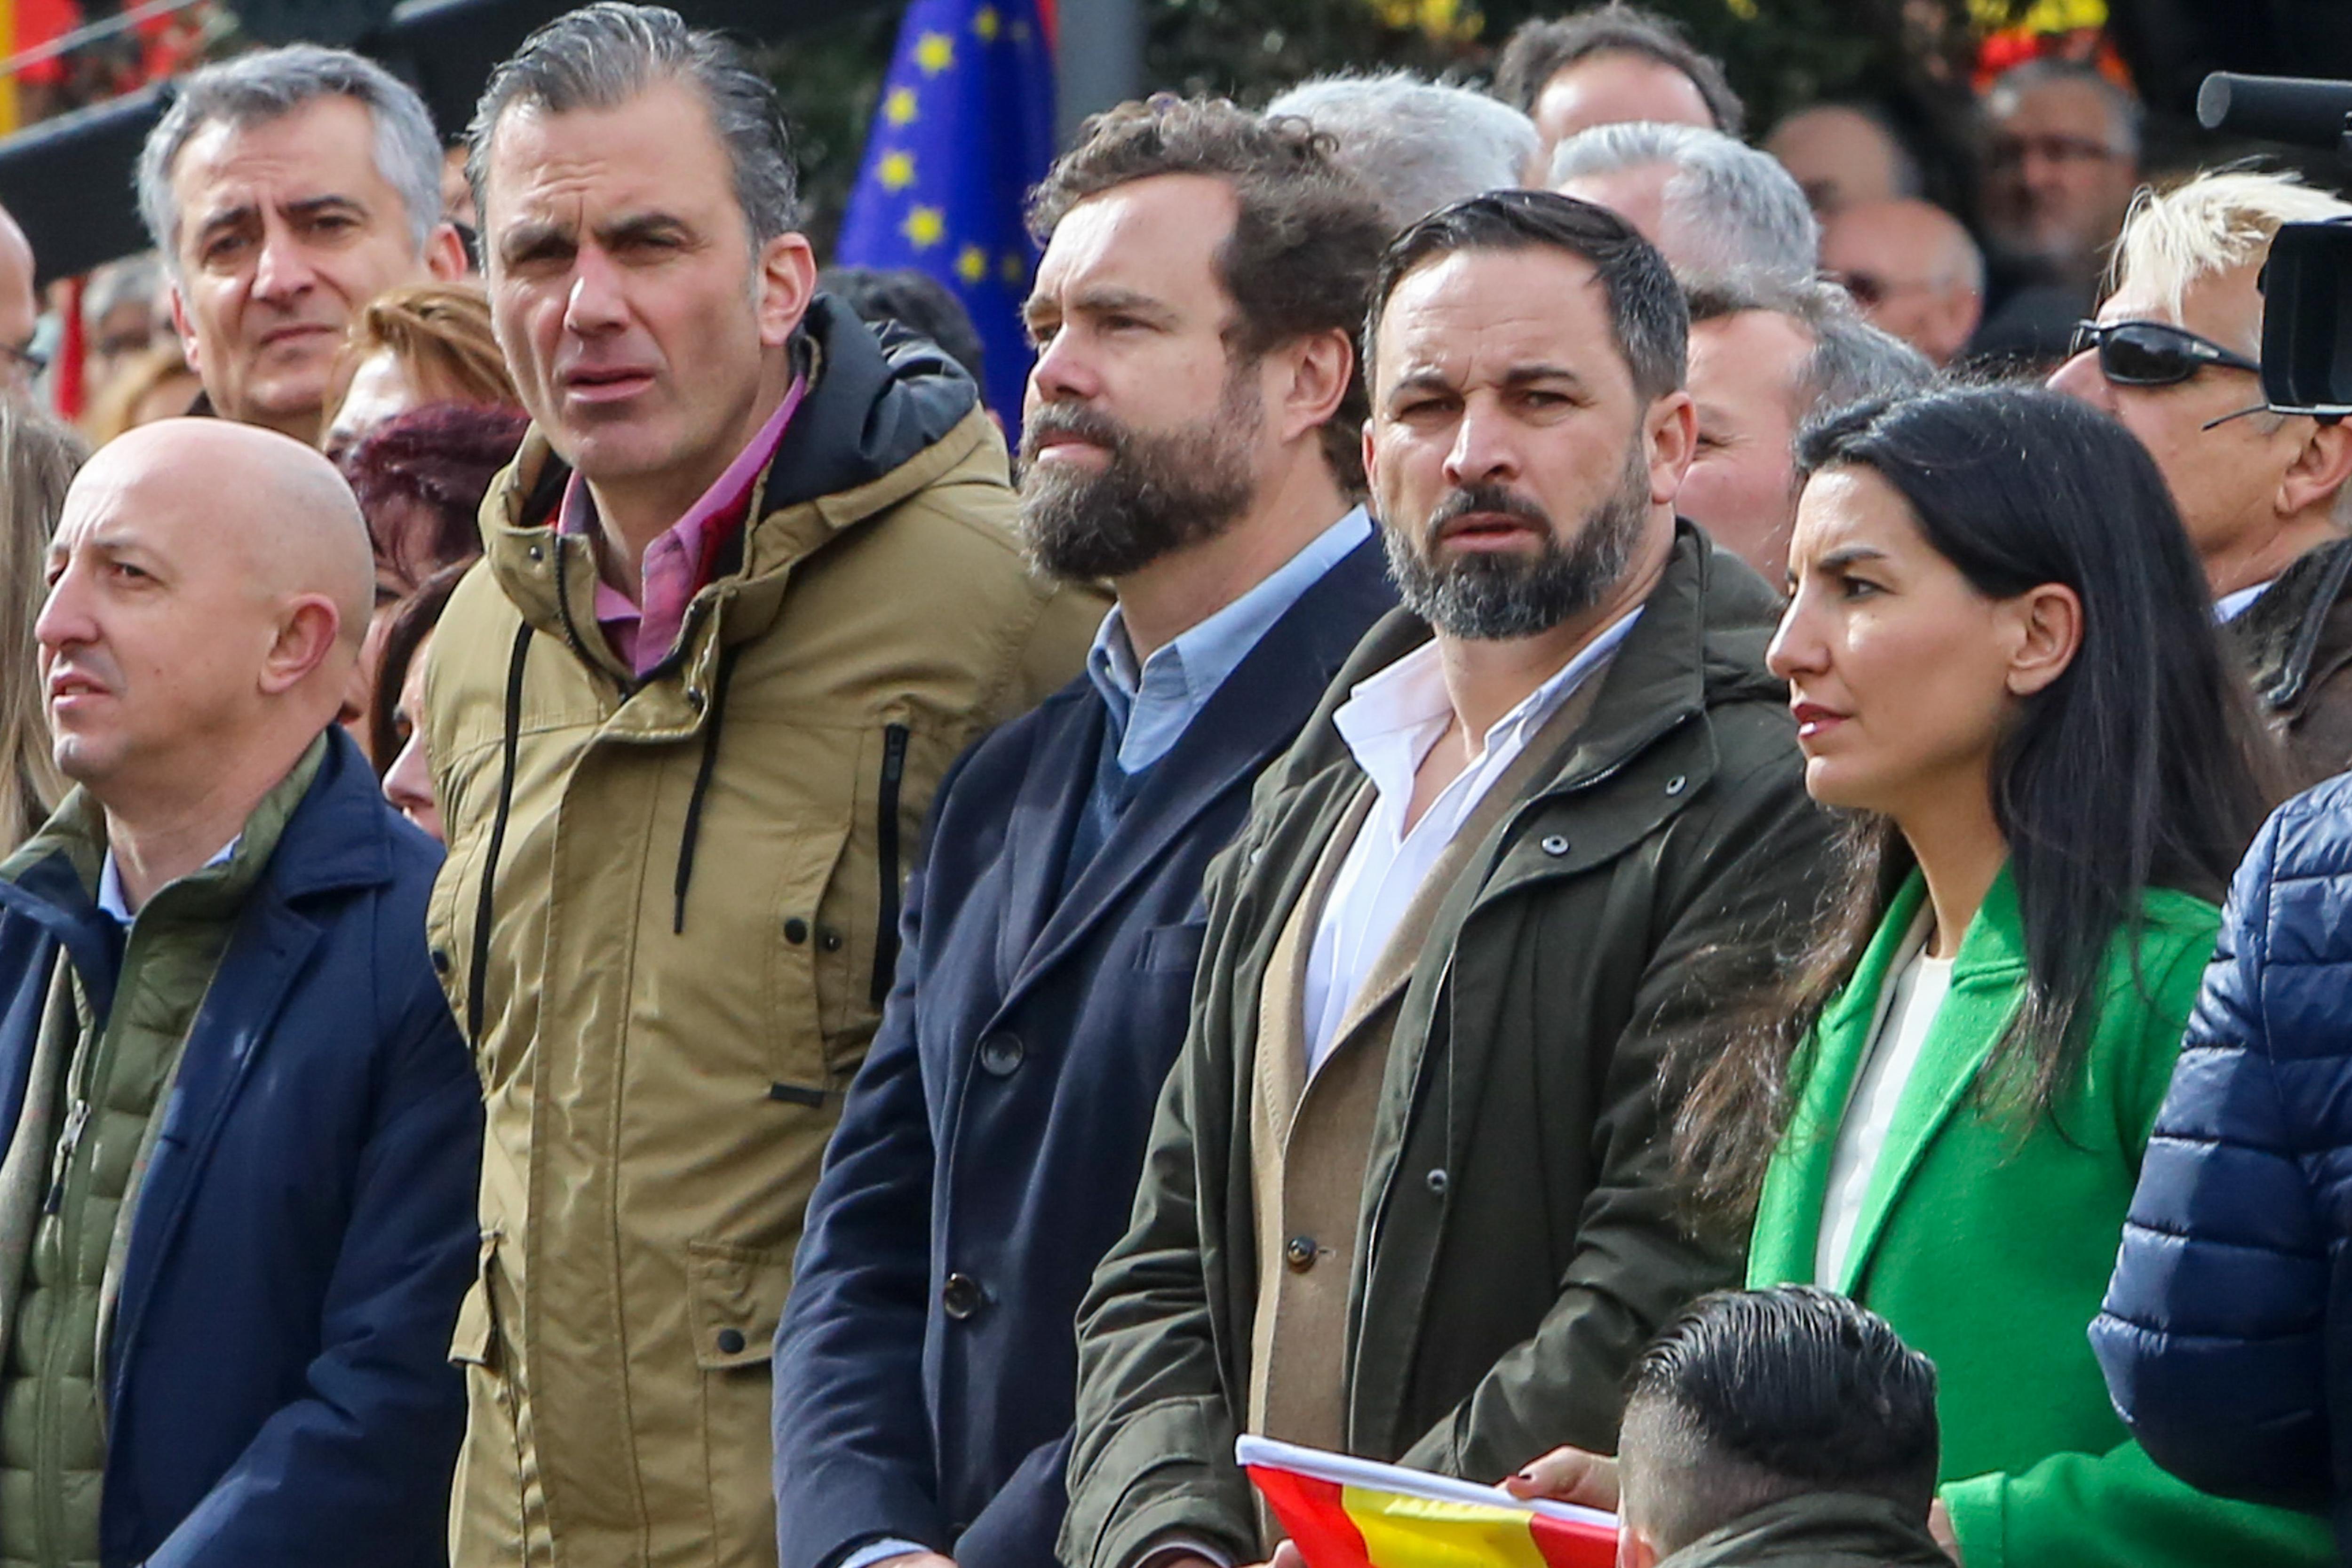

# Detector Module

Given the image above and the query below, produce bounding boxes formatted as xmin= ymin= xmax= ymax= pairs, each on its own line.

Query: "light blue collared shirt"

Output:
xmin=1086 ymin=507 xmax=1373 ymax=774
xmin=97 ymin=836 xmax=239 ymax=927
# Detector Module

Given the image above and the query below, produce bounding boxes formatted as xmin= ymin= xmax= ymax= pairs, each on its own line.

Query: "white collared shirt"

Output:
xmin=2216 ymin=579 xmax=2275 ymax=624
xmin=1300 ymin=608 xmax=1642 ymax=1073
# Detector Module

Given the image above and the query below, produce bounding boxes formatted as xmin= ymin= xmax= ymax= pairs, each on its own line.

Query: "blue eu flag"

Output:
xmin=834 ymin=0 xmax=1056 ymax=419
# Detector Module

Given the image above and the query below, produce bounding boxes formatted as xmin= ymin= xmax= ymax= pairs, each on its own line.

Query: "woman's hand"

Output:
xmin=1502 ymin=1447 xmax=1621 ymax=1512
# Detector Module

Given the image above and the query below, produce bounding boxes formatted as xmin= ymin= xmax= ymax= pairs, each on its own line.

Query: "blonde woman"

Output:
xmin=0 ymin=403 xmax=85 ymax=844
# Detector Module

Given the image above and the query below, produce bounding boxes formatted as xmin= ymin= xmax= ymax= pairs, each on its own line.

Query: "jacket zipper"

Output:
xmin=870 ymin=724 xmax=910 ymax=1005
xmin=40 ymin=1098 xmax=88 ymax=1218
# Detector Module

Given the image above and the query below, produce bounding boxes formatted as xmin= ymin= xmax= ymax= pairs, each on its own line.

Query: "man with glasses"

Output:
xmin=1975 ymin=60 xmax=2141 ymax=364
xmin=1820 ymin=198 xmax=1984 ymax=367
xmin=2050 ymin=170 xmax=2352 ymax=786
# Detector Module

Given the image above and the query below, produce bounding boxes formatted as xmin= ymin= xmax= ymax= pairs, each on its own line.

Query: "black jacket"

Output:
xmin=2231 ymin=536 xmax=2352 ymax=789
xmin=771 ymin=536 xmax=1395 ymax=1568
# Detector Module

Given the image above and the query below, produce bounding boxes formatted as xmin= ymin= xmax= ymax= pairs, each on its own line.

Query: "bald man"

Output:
xmin=0 ymin=203 xmax=39 ymax=400
xmin=1821 ymin=199 xmax=1985 ymax=366
xmin=0 ymin=418 xmax=477 ymax=1568
xmin=1764 ymin=104 xmax=1915 ymax=216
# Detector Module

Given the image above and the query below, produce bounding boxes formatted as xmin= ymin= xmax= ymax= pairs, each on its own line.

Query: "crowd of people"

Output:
xmin=0 ymin=1 xmax=2347 ymax=1566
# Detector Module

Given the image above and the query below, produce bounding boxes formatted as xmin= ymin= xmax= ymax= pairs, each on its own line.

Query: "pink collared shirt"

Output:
xmin=559 ymin=376 xmax=809 ymax=676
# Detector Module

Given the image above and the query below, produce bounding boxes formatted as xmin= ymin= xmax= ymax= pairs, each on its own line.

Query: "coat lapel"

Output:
xmin=1748 ymin=868 xmax=2029 ymax=1293
xmin=1832 ymin=870 xmax=2026 ymax=1295
xmin=991 ymin=695 xmax=1103 ymax=993
xmin=1000 ymin=539 xmax=1393 ymax=1014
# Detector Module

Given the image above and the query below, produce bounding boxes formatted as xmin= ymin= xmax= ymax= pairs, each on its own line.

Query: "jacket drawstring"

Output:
xmin=469 ymin=620 xmax=533 ymax=1045
xmin=673 ymin=644 xmax=742 ymax=934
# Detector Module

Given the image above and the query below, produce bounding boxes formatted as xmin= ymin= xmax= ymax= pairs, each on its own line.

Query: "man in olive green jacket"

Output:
xmin=1061 ymin=191 xmax=1833 ymax=1568
xmin=424 ymin=10 xmax=1097 ymax=1566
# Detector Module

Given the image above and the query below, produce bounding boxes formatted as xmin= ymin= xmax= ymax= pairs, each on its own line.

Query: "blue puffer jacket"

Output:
xmin=2093 ymin=772 xmax=2352 ymax=1559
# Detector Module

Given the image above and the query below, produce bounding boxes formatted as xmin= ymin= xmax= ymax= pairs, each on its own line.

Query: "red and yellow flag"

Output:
xmin=1240 ymin=1437 xmax=1618 ymax=1568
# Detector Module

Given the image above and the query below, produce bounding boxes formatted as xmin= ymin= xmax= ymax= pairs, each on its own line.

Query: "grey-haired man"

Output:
xmin=138 ymin=44 xmax=467 ymax=442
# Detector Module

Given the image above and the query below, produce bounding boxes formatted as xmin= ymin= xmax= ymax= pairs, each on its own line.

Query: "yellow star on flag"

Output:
xmin=956 ymin=245 xmax=989 ymax=284
xmin=972 ymin=5 xmax=1001 ymax=40
xmin=915 ymin=32 xmax=954 ymax=74
xmin=879 ymin=151 xmax=915 ymax=191
xmin=903 ymin=206 xmax=946 ymax=249
xmin=883 ymin=86 xmax=918 ymax=126
xmin=1001 ymin=253 xmax=1028 ymax=287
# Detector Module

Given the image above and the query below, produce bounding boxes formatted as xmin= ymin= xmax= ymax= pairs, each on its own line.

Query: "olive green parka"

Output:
xmin=1061 ymin=525 xmax=1835 ymax=1568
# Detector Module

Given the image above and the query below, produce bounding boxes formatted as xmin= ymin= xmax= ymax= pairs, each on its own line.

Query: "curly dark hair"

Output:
xmin=1027 ymin=95 xmax=1392 ymax=494
xmin=1493 ymin=2 xmax=1744 ymax=137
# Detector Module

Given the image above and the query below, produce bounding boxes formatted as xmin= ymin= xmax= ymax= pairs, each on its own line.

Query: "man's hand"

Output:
xmin=1502 ymin=1446 xmax=1621 ymax=1512
xmin=1928 ymin=1499 xmax=1961 ymax=1563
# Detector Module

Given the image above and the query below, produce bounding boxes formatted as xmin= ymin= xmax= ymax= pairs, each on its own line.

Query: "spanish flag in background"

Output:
xmin=1240 ymin=1437 xmax=1619 ymax=1568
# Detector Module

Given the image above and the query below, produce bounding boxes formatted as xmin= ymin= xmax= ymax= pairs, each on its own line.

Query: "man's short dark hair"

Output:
xmin=1493 ymin=3 xmax=1744 ymax=137
xmin=1027 ymin=96 xmax=1392 ymax=494
xmin=820 ymin=265 xmax=988 ymax=398
xmin=1365 ymin=190 xmax=1687 ymax=404
xmin=469 ymin=3 xmax=799 ymax=244
xmin=1620 ymin=1287 xmax=1940 ymax=1557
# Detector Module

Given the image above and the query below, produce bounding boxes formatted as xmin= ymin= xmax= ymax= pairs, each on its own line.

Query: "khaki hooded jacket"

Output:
xmin=423 ymin=300 xmax=1102 ymax=1567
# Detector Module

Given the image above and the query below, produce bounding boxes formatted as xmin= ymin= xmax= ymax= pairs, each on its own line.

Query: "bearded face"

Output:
xmin=1015 ymin=361 xmax=1265 ymax=582
xmin=1382 ymin=438 xmax=1653 ymax=641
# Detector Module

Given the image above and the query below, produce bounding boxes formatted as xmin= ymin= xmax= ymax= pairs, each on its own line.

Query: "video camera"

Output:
xmin=2199 ymin=73 xmax=2352 ymax=416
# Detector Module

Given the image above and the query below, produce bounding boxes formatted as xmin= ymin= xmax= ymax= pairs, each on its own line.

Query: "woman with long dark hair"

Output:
xmin=1510 ymin=385 xmax=2328 ymax=1567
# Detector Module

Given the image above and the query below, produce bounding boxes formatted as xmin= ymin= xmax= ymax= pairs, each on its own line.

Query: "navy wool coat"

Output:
xmin=2095 ymin=770 xmax=2352 ymax=1558
xmin=772 ymin=538 xmax=1394 ymax=1568
xmin=0 ymin=727 xmax=480 ymax=1568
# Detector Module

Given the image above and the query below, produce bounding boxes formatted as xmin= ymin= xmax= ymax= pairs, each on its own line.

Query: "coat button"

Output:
xmin=1665 ymin=774 xmax=1688 ymax=796
xmin=526 ymin=542 xmax=544 ymax=563
xmin=978 ymin=1033 xmax=1025 ymax=1076
xmin=941 ymin=1272 xmax=984 ymax=1320
xmin=784 ymin=918 xmax=810 ymax=944
xmin=716 ymin=1328 xmax=746 ymax=1354
xmin=430 ymin=947 xmax=451 ymax=975
xmin=1424 ymin=1168 xmax=1448 ymax=1196
xmin=1540 ymin=834 xmax=1570 ymax=856
xmin=1284 ymin=1235 xmax=1317 ymax=1273
xmin=819 ymin=926 xmax=844 ymax=952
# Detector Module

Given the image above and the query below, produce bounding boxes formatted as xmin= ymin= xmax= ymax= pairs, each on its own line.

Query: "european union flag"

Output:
xmin=834 ymin=0 xmax=1057 ymax=419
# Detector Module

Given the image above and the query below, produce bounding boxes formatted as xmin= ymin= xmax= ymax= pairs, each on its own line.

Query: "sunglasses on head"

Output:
xmin=2069 ymin=318 xmax=2262 ymax=386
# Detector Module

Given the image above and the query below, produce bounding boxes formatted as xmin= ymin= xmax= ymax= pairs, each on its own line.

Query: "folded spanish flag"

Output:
xmin=1238 ymin=1436 xmax=1619 ymax=1568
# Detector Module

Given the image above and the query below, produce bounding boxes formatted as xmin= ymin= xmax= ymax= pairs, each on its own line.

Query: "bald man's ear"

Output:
xmin=259 ymin=595 xmax=347 ymax=698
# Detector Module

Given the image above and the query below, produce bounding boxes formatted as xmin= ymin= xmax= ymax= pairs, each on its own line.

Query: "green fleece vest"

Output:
xmin=0 ymin=742 xmax=320 ymax=1568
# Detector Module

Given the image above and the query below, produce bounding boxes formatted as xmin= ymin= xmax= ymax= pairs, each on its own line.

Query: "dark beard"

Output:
xmin=1015 ymin=373 xmax=1261 ymax=581
xmin=1382 ymin=446 xmax=1653 ymax=640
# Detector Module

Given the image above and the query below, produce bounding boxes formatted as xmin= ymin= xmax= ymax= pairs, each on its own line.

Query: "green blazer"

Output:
xmin=1749 ymin=868 xmax=2331 ymax=1568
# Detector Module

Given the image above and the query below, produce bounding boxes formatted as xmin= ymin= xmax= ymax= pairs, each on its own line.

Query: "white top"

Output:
xmin=1814 ymin=920 xmax=1954 ymax=1286
xmin=1300 ymin=609 xmax=1641 ymax=1074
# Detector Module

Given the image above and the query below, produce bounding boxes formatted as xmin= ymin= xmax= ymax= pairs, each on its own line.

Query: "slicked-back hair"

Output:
xmin=1493 ymin=1 xmax=1743 ymax=137
xmin=1620 ymin=1288 xmax=1939 ymax=1556
xmin=138 ymin=44 xmax=444 ymax=271
xmin=1028 ymin=96 xmax=1392 ymax=494
xmin=468 ymin=2 xmax=798 ymax=247
xmin=1365 ymin=189 xmax=1687 ymax=405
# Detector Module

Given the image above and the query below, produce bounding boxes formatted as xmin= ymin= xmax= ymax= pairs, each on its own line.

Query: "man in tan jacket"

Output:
xmin=424 ymin=6 xmax=1097 ymax=1564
